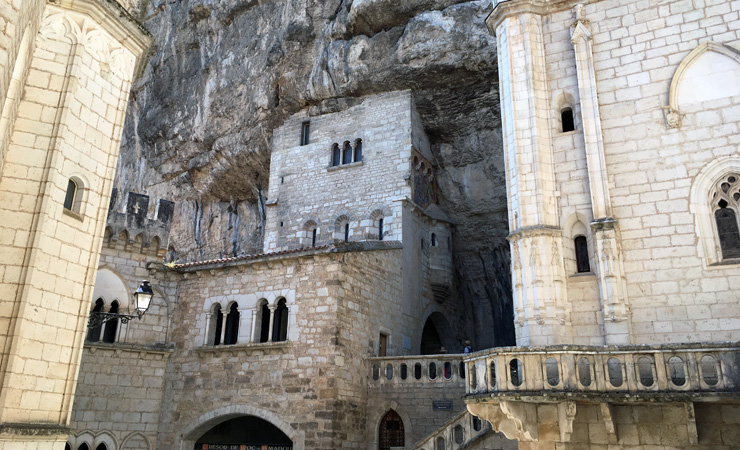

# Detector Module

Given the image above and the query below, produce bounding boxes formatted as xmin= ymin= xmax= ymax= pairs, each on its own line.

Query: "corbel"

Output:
xmin=558 ymin=401 xmax=577 ymax=442
xmin=600 ymin=402 xmax=618 ymax=443
xmin=686 ymin=402 xmax=698 ymax=444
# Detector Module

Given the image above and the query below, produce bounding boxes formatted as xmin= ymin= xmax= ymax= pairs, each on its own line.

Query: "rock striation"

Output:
xmin=114 ymin=0 xmax=513 ymax=346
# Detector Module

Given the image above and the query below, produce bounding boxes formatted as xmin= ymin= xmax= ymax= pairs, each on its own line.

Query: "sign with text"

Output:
xmin=195 ymin=445 xmax=292 ymax=450
xmin=432 ymin=400 xmax=453 ymax=410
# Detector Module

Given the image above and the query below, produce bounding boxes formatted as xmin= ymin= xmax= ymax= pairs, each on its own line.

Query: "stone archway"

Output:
xmin=180 ymin=405 xmax=305 ymax=450
xmin=378 ymin=410 xmax=405 ymax=450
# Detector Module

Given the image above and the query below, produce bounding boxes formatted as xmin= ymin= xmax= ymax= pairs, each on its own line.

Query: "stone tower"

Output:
xmin=0 ymin=0 xmax=150 ymax=448
xmin=465 ymin=1 xmax=740 ymax=448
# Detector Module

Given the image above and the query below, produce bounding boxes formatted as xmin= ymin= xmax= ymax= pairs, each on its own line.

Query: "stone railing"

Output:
xmin=402 ymin=409 xmax=490 ymax=450
xmin=464 ymin=343 xmax=740 ymax=398
xmin=368 ymin=354 xmax=466 ymax=387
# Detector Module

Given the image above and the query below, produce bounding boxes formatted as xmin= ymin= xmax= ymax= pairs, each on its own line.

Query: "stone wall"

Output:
xmin=265 ymin=91 xmax=421 ymax=253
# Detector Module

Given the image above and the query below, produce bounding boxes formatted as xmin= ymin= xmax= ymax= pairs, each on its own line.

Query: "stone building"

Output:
xmin=67 ymin=91 xmax=517 ymax=449
xmin=464 ymin=0 xmax=740 ymax=449
xmin=0 ymin=0 xmax=150 ymax=448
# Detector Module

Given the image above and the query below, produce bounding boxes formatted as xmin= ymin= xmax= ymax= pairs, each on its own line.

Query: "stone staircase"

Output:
xmin=398 ymin=409 xmax=491 ymax=450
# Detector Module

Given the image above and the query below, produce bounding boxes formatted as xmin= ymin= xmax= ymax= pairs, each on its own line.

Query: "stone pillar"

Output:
xmin=0 ymin=1 xmax=151 ymax=447
xmin=267 ymin=305 xmax=277 ymax=342
xmin=488 ymin=8 xmax=570 ymax=345
xmin=570 ymin=4 xmax=630 ymax=343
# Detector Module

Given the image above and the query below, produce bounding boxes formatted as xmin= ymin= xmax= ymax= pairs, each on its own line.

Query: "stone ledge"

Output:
xmin=327 ymin=161 xmax=364 ymax=172
xmin=84 ymin=341 xmax=175 ymax=356
xmin=464 ymin=390 xmax=740 ymax=405
xmin=0 ymin=423 xmax=70 ymax=437
xmin=195 ymin=341 xmax=291 ymax=355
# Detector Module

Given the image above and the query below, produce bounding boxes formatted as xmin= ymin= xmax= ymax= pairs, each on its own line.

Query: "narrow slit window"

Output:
xmin=64 ymin=179 xmax=77 ymax=210
xmin=312 ymin=228 xmax=317 ymax=247
xmin=343 ymin=142 xmax=352 ymax=164
xmin=344 ymin=223 xmax=349 ymax=242
xmin=331 ymin=144 xmax=341 ymax=166
xmin=300 ymin=121 xmax=310 ymax=146
xmin=378 ymin=218 xmax=384 ymax=241
xmin=575 ymin=235 xmax=590 ymax=273
xmin=259 ymin=303 xmax=270 ymax=343
xmin=431 ymin=233 xmax=437 ymax=247
xmin=561 ymin=107 xmax=575 ymax=132
xmin=354 ymin=139 xmax=363 ymax=162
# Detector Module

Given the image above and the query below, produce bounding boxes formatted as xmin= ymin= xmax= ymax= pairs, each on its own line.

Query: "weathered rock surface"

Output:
xmin=115 ymin=0 xmax=513 ymax=345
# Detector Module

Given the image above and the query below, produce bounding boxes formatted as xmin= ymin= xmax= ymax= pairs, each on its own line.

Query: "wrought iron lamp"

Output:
xmin=87 ymin=280 xmax=154 ymax=328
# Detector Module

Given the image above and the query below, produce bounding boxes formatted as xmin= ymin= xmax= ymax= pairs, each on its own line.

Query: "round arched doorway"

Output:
xmin=194 ymin=416 xmax=293 ymax=449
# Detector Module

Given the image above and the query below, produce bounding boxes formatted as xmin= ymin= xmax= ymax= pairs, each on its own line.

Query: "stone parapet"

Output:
xmin=369 ymin=354 xmax=466 ymax=387
xmin=105 ymin=189 xmax=174 ymax=257
xmin=464 ymin=342 xmax=740 ymax=400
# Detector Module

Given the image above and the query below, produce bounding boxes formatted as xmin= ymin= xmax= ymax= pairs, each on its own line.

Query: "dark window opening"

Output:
xmin=421 ymin=238 xmax=424 ymax=249
xmin=102 ymin=300 xmax=119 ymax=343
xmin=195 ymin=416 xmax=292 ymax=447
xmin=716 ymin=203 xmax=740 ymax=259
xmin=281 ymin=176 xmax=284 ymax=184
xmin=561 ymin=107 xmax=575 ymax=132
xmin=78 ymin=445 xmax=90 ymax=450
xmin=87 ymin=298 xmax=104 ymax=341
xmin=354 ymin=139 xmax=363 ymax=162
xmin=280 ymin=221 xmax=283 ymax=227
xmin=378 ymin=218 xmax=384 ymax=241
xmin=431 ymin=233 xmax=437 ymax=247
xmin=344 ymin=223 xmax=349 ymax=242
xmin=575 ymin=235 xmax=590 ymax=273
xmin=331 ymin=144 xmax=341 ymax=166
xmin=342 ymin=142 xmax=352 ymax=164
xmin=65 ymin=444 xmax=71 ymax=450
xmin=213 ymin=305 xmax=224 ymax=345
xmin=259 ymin=303 xmax=270 ymax=343
xmin=224 ymin=303 xmax=239 ymax=345
xmin=64 ymin=179 xmax=77 ymax=210
xmin=96 ymin=444 xmax=107 ymax=450
xmin=300 ymin=121 xmax=310 ymax=146
xmin=311 ymin=228 xmax=317 ymax=247
xmin=272 ymin=298 xmax=288 ymax=342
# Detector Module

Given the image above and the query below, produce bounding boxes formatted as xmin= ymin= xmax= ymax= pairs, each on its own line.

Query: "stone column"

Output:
xmin=488 ymin=8 xmax=570 ymax=345
xmin=267 ymin=305 xmax=277 ymax=342
xmin=570 ymin=4 xmax=630 ymax=343
xmin=219 ymin=313 xmax=228 ymax=345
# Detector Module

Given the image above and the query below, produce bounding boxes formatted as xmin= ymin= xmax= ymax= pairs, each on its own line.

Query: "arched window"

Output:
xmin=272 ymin=298 xmax=288 ymax=342
xmin=102 ymin=300 xmax=119 ymax=343
xmin=378 ymin=410 xmax=404 ymax=450
xmin=343 ymin=141 xmax=352 ymax=164
xmin=378 ymin=218 xmax=384 ymax=241
xmin=212 ymin=304 xmax=224 ymax=346
xmin=65 ymin=444 xmax=71 ymax=450
xmin=87 ymin=299 xmax=104 ymax=341
xmin=78 ymin=444 xmax=90 ymax=450
xmin=561 ymin=107 xmax=575 ymax=132
xmin=224 ymin=303 xmax=239 ymax=345
xmin=331 ymin=144 xmax=340 ymax=166
xmin=713 ymin=174 xmax=740 ymax=259
xmin=95 ymin=444 xmax=107 ymax=450
xmin=255 ymin=300 xmax=270 ymax=343
xmin=574 ymin=236 xmax=590 ymax=273
xmin=64 ymin=179 xmax=78 ymax=210
xmin=354 ymin=139 xmax=363 ymax=162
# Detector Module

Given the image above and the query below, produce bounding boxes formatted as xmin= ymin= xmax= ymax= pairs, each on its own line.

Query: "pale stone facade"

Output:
xmin=464 ymin=0 xmax=740 ymax=448
xmin=0 ymin=0 xmax=150 ymax=448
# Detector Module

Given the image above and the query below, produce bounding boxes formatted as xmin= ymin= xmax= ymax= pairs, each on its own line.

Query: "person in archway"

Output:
xmin=463 ymin=340 xmax=473 ymax=354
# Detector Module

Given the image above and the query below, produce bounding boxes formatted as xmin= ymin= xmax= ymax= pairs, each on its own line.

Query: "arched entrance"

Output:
xmin=420 ymin=312 xmax=454 ymax=355
xmin=194 ymin=416 xmax=292 ymax=449
xmin=378 ymin=410 xmax=404 ymax=450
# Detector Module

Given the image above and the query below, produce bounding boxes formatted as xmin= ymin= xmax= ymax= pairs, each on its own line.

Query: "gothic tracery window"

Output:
xmin=712 ymin=174 xmax=740 ymax=259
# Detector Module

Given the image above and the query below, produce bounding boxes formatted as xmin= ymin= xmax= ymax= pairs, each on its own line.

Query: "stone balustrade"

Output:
xmin=463 ymin=343 xmax=740 ymax=398
xmin=368 ymin=354 xmax=466 ymax=386
xmin=402 ymin=409 xmax=490 ymax=450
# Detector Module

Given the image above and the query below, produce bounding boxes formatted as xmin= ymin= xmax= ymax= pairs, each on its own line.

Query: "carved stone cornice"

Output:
xmin=486 ymin=0 xmax=603 ymax=34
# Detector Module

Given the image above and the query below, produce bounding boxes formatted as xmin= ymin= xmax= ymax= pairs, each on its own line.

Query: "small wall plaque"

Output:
xmin=432 ymin=400 xmax=453 ymax=410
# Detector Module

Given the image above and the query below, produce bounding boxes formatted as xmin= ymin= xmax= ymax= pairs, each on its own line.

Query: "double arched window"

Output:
xmin=86 ymin=299 xmax=120 ymax=343
xmin=209 ymin=303 xmax=240 ymax=346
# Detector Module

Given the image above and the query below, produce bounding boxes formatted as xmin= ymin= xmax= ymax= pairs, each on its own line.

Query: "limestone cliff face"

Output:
xmin=115 ymin=0 xmax=513 ymax=346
